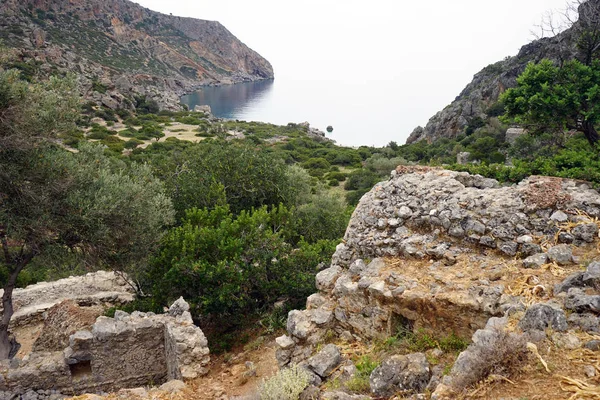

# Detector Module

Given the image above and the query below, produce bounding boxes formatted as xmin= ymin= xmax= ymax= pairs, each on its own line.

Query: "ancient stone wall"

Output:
xmin=277 ymin=168 xmax=600 ymax=368
xmin=1 ymin=298 xmax=209 ymax=397
xmin=3 ymin=271 xmax=134 ymax=328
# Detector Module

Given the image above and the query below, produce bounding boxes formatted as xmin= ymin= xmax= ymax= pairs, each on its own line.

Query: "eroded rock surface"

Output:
xmin=3 ymin=271 xmax=134 ymax=330
xmin=277 ymin=168 xmax=600 ymax=399
xmin=3 ymin=271 xmax=134 ymax=328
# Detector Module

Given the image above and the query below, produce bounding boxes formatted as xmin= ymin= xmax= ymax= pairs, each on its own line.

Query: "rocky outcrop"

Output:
xmin=406 ymin=7 xmax=583 ymax=144
xmin=0 ymin=0 xmax=273 ymax=110
xmin=277 ymin=167 xmax=600 ymax=397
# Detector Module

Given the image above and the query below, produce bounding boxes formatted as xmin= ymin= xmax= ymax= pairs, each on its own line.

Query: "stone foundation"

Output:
xmin=1 ymin=298 xmax=209 ymax=396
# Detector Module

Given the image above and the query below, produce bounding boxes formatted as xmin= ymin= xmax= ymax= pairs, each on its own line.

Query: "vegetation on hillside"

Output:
xmin=5 ymin=5 xmax=600 ymax=357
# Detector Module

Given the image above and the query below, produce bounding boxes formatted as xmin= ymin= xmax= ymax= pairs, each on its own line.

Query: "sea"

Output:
xmin=180 ymin=72 xmax=431 ymax=148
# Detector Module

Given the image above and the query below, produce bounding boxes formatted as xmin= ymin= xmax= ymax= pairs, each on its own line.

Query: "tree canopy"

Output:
xmin=0 ymin=67 xmax=174 ymax=358
xmin=501 ymin=59 xmax=600 ymax=146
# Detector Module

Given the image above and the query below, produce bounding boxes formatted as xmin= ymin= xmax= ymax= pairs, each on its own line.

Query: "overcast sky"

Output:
xmin=134 ymin=0 xmax=571 ymax=144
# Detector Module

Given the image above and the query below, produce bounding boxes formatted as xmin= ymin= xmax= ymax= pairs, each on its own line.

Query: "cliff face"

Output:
xmin=0 ymin=0 xmax=274 ymax=109
xmin=406 ymin=13 xmax=580 ymax=144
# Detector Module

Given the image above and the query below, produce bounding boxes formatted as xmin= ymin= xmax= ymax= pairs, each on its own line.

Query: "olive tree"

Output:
xmin=0 ymin=68 xmax=174 ymax=358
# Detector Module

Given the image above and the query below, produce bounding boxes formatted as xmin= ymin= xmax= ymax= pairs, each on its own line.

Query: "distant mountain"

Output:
xmin=0 ymin=0 xmax=274 ymax=110
xmin=406 ymin=4 xmax=585 ymax=145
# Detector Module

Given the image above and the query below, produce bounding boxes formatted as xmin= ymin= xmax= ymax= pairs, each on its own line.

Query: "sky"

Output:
xmin=134 ymin=0 xmax=571 ymax=145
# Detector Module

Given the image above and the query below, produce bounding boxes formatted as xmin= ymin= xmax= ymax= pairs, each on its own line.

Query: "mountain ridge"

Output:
xmin=406 ymin=9 xmax=580 ymax=145
xmin=0 ymin=0 xmax=274 ymax=110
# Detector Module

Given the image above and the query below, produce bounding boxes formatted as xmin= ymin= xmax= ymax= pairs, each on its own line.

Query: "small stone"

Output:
xmin=316 ymin=266 xmax=342 ymax=291
xmin=547 ymin=245 xmax=573 ymax=265
xmin=168 ymin=297 xmax=190 ymax=317
xmin=369 ymin=353 xmax=430 ymax=397
xmin=522 ymin=253 xmax=548 ymax=269
xmin=584 ymin=261 xmax=600 ymax=289
xmin=555 ymin=272 xmax=585 ymax=294
xmin=449 ymin=226 xmax=465 ymax=238
xmin=551 ymin=333 xmax=581 ymax=350
xmin=300 ymin=386 xmax=322 ymax=400
xmin=551 ymin=211 xmax=569 ymax=223
xmin=311 ymin=308 xmax=334 ymax=326
xmin=479 ymin=236 xmax=496 ymax=248
xmin=275 ymin=335 xmax=295 ymax=350
xmin=564 ymin=288 xmax=600 ymax=313
xmin=340 ymin=331 xmax=354 ymax=342
xmin=517 ymin=235 xmax=534 ymax=244
xmin=584 ymin=340 xmax=600 ymax=351
xmin=558 ymin=232 xmax=575 ymax=244
xmin=398 ymin=206 xmax=413 ymax=219
xmin=584 ymin=365 xmax=597 ymax=378
xmin=499 ymin=241 xmax=518 ymax=257
xmin=520 ymin=243 xmax=542 ymax=257
xmin=287 ymin=310 xmax=312 ymax=339
xmin=572 ymin=223 xmax=598 ymax=243
xmin=159 ymin=380 xmax=186 ymax=393
xmin=307 ymin=344 xmax=342 ymax=378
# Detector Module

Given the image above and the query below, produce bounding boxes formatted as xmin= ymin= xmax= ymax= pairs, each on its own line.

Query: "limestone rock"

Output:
xmin=275 ymin=335 xmax=295 ymax=350
xmin=564 ymin=288 xmax=600 ymax=313
xmin=519 ymin=304 xmax=568 ymax=332
xmin=522 ymin=253 xmax=548 ymax=269
xmin=547 ymin=245 xmax=573 ymax=265
xmin=572 ymin=223 xmax=598 ymax=243
xmin=369 ymin=353 xmax=430 ymax=397
xmin=159 ymin=379 xmax=186 ymax=393
xmin=316 ymin=266 xmax=343 ymax=291
xmin=307 ymin=344 xmax=342 ymax=378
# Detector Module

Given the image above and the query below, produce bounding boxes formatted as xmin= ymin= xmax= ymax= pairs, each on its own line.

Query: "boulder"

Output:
xmin=369 ymin=353 xmax=430 ymax=397
xmin=519 ymin=304 xmax=568 ymax=332
xmin=307 ymin=344 xmax=342 ymax=378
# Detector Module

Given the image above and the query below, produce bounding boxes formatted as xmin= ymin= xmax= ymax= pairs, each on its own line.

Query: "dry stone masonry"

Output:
xmin=1 ymin=298 xmax=209 ymax=398
xmin=277 ymin=168 xmax=600 ymax=398
xmin=1 ymin=271 xmax=135 ymax=329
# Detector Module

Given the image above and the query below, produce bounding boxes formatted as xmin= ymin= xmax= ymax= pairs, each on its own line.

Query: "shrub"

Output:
xmin=290 ymin=192 xmax=351 ymax=243
xmin=450 ymin=330 xmax=528 ymax=390
xmin=124 ymin=138 xmax=144 ymax=149
xmin=135 ymin=95 xmax=159 ymax=114
xmin=87 ymin=125 xmax=115 ymax=140
xmin=259 ymin=365 xmax=310 ymax=400
xmin=147 ymin=205 xmax=335 ymax=325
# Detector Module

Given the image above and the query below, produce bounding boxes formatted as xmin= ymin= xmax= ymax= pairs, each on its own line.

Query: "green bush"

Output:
xmin=87 ymin=125 xmax=116 ymax=140
xmin=147 ymin=205 xmax=335 ymax=326
xmin=124 ymin=138 xmax=144 ymax=149
xmin=290 ymin=192 xmax=351 ymax=243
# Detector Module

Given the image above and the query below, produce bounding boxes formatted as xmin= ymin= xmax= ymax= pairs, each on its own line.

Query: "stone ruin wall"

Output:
xmin=277 ymin=168 xmax=600 ymax=367
xmin=2 ymin=271 xmax=135 ymax=329
xmin=1 ymin=298 xmax=209 ymax=396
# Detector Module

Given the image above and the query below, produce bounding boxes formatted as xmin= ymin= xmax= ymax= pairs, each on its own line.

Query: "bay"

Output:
xmin=180 ymin=70 xmax=428 ymax=148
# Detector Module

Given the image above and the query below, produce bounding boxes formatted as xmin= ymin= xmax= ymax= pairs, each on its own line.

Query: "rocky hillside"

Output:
xmin=406 ymin=5 xmax=583 ymax=144
xmin=0 ymin=0 xmax=274 ymax=110
xmin=277 ymin=167 xmax=600 ymax=399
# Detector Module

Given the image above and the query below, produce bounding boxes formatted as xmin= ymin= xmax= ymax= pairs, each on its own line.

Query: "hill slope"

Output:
xmin=406 ymin=4 xmax=585 ymax=144
xmin=0 ymin=0 xmax=274 ymax=109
